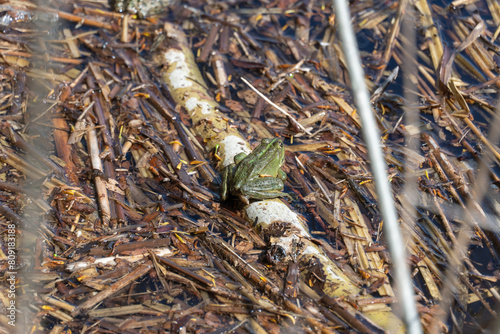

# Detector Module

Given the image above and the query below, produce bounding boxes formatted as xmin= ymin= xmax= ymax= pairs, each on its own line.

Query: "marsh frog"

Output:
xmin=221 ymin=138 xmax=289 ymax=204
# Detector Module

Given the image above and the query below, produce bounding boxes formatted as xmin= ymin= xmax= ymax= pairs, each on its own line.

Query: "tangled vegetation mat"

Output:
xmin=1 ymin=0 xmax=500 ymax=333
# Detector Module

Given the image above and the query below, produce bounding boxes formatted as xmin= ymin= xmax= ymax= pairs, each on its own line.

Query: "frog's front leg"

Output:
xmin=220 ymin=164 xmax=234 ymax=201
xmin=240 ymin=177 xmax=289 ymax=201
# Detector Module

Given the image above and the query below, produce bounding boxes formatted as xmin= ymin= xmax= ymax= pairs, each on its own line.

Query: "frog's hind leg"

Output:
xmin=243 ymin=189 xmax=290 ymax=201
xmin=277 ymin=169 xmax=286 ymax=181
xmin=240 ymin=178 xmax=289 ymax=200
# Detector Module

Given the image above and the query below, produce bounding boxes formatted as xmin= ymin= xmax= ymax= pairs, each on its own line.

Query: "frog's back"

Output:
xmin=232 ymin=139 xmax=284 ymax=190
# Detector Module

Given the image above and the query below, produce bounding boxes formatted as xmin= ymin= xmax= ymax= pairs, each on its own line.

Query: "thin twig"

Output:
xmin=241 ymin=77 xmax=312 ymax=135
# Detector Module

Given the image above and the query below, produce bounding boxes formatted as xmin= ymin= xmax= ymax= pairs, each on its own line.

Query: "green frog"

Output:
xmin=221 ymin=138 xmax=289 ymax=204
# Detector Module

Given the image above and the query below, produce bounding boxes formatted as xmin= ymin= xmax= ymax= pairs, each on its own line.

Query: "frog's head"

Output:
xmin=267 ymin=138 xmax=285 ymax=164
xmin=255 ymin=138 xmax=285 ymax=176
